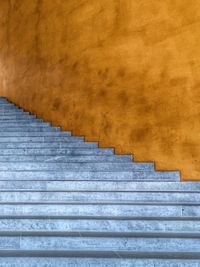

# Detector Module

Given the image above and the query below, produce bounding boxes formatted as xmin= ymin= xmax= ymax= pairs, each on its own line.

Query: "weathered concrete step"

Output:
xmin=0 ymin=106 xmax=26 ymax=110
xmin=0 ymin=114 xmax=40 ymax=119
xmin=0 ymin=258 xmax=198 ymax=267
xmin=0 ymin=103 xmax=16 ymax=106
xmin=0 ymin=104 xmax=15 ymax=107
xmin=0 ymin=118 xmax=44 ymax=123
xmin=0 ymin=102 xmax=21 ymax=106
xmin=0 ymin=203 xmax=195 ymax=217
xmin=0 ymin=102 xmax=19 ymax=106
xmin=0 ymin=117 xmax=46 ymax=122
xmin=0 ymin=115 xmax=36 ymax=120
xmin=0 ymin=100 xmax=11 ymax=104
xmin=0 ymin=131 xmax=72 ymax=136
xmin=0 ymin=236 xmax=199 ymax=253
xmin=0 ymin=155 xmax=133 ymax=163
xmin=0 ymin=148 xmax=114 ymax=156
xmin=0 ymin=162 xmax=154 ymax=171
xmin=0 ymin=126 xmax=61 ymax=132
xmin=0 ymin=136 xmax=84 ymax=142
xmin=0 ymin=180 xmax=195 ymax=190
xmin=0 ymin=115 xmax=37 ymax=119
xmin=0 ymin=112 xmax=38 ymax=117
xmin=0 ymin=142 xmax=98 ymax=148
xmin=0 ymin=111 xmax=30 ymax=115
xmin=0 ymin=171 xmax=179 ymax=180
xmin=0 ymin=218 xmax=199 ymax=233
xmin=0 ymin=106 xmax=21 ymax=110
xmin=0 ymin=191 xmax=199 ymax=202
xmin=0 ymin=122 xmax=51 ymax=126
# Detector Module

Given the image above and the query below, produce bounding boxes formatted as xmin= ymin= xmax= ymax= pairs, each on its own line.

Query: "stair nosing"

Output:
xmin=0 ymin=231 xmax=198 ymax=238
xmin=0 ymin=250 xmax=198 ymax=259
xmin=0 ymin=201 xmax=197 ymax=205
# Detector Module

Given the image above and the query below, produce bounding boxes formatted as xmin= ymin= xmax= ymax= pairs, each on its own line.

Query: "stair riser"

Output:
xmin=0 ymin=142 xmax=98 ymax=148
xmin=0 ymin=112 xmax=30 ymax=115
xmin=0 ymin=108 xmax=25 ymax=111
xmin=0 ymin=122 xmax=51 ymax=126
xmin=0 ymin=236 xmax=199 ymax=252
xmin=0 ymin=192 xmax=199 ymax=202
xmin=0 ymin=148 xmax=114 ymax=156
xmin=0 ymin=258 xmax=198 ymax=267
xmin=0 ymin=155 xmax=133 ymax=163
xmin=0 ymin=118 xmax=43 ymax=121
xmin=0 ymin=219 xmax=198 ymax=232
xmin=0 ymin=102 xmax=17 ymax=105
xmin=0 ymin=204 xmax=191 ymax=217
xmin=0 ymin=107 xmax=22 ymax=110
xmin=0 ymin=127 xmax=60 ymax=132
xmin=0 ymin=162 xmax=153 ymax=171
xmin=0 ymin=103 xmax=23 ymax=106
xmin=0 ymin=115 xmax=36 ymax=119
xmin=0 ymin=171 xmax=178 ymax=180
xmin=0 ymin=137 xmax=84 ymax=142
xmin=0 ymin=181 xmax=196 ymax=190
xmin=0 ymin=132 xmax=71 ymax=136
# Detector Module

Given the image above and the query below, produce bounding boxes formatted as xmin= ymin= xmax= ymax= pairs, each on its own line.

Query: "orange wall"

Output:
xmin=0 ymin=0 xmax=200 ymax=180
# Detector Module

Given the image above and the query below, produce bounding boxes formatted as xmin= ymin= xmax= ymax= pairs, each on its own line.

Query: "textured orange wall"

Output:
xmin=0 ymin=0 xmax=200 ymax=180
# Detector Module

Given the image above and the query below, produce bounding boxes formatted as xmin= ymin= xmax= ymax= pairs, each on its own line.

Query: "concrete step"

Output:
xmin=0 ymin=203 xmax=194 ymax=217
xmin=0 ymin=258 xmax=197 ymax=267
xmin=0 ymin=115 xmax=37 ymax=119
xmin=0 ymin=191 xmax=199 ymax=202
xmin=0 ymin=103 xmax=15 ymax=106
xmin=0 ymin=180 xmax=194 ymax=191
xmin=0 ymin=155 xmax=133 ymax=162
xmin=0 ymin=101 xmax=16 ymax=104
xmin=0 ymin=171 xmax=179 ymax=180
xmin=0 ymin=142 xmax=98 ymax=148
xmin=0 ymin=126 xmax=61 ymax=132
xmin=0 ymin=218 xmax=199 ymax=233
xmin=0 ymin=108 xmax=28 ymax=113
xmin=0 ymin=100 xmax=11 ymax=103
xmin=4 ymin=116 xmax=43 ymax=121
xmin=0 ymin=118 xmax=44 ymax=122
xmin=0 ymin=235 xmax=199 ymax=254
xmin=0 ymin=106 xmax=21 ymax=110
xmin=0 ymin=122 xmax=51 ymax=126
xmin=0 ymin=162 xmax=154 ymax=171
xmin=0 ymin=136 xmax=84 ymax=142
xmin=0 ymin=111 xmax=30 ymax=115
xmin=0 ymin=148 xmax=114 ymax=156
xmin=0 ymin=131 xmax=72 ymax=136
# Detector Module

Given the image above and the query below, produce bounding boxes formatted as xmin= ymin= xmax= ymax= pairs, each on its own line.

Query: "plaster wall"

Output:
xmin=0 ymin=0 xmax=200 ymax=180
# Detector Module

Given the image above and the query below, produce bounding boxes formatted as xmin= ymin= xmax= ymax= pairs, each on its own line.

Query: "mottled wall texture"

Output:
xmin=0 ymin=0 xmax=199 ymax=180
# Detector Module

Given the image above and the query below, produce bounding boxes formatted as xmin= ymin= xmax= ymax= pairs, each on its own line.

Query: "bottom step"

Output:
xmin=0 ymin=258 xmax=198 ymax=267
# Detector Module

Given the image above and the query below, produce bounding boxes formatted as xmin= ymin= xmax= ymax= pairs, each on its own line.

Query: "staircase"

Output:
xmin=0 ymin=96 xmax=199 ymax=266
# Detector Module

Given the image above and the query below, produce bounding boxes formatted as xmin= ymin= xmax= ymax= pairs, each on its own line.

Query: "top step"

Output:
xmin=0 ymin=105 xmax=19 ymax=107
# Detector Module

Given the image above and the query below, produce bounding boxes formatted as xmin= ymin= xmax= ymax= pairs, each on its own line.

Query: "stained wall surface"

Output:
xmin=0 ymin=0 xmax=200 ymax=180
